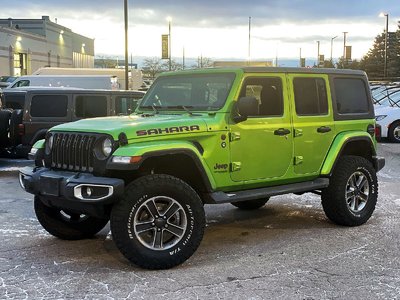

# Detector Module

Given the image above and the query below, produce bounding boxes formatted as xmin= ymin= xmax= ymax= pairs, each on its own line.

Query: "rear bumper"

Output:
xmin=19 ymin=167 xmax=124 ymax=217
xmin=372 ymin=156 xmax=385 ymax=172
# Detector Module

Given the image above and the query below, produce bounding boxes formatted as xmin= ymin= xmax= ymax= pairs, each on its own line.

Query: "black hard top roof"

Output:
xmin=240 ymin=67 xmax=366 ymax=76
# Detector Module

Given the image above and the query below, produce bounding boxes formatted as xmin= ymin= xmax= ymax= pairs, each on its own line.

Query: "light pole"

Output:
xmin=316 ymin=41 xmax=320 ymax=67
xmin=123 ymin=0 xmax=129 ymax=90
xmin=167 ymin=17 xmax=172 ymax=71
xmin=248 ymin=16 xmax=251 ymax=65
xmin=380 ymin=12 xmax=389 ymax=78
xmin=343 ymin=32 xmax=348 ymax=65
xmin=331 ymin=35 xmax=338 ymax=63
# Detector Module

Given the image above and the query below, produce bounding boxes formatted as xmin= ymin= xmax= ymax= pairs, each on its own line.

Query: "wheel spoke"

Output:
xmin=153 ymin=230 xmax=163 ymax=248
xmin=135 ymin=221 xmax=154 ymax=234
xmin=353 ymin=197 xmax=359 ymax=211
xmin=165 ymin=223 xmax=185 ymax=237
xmin=163 ymin=202 xmax=180 ymax=220
xmin=349 ymin=176 xmax=357 ymax=188
xmin=359 ymin=193 xmax=368 ymax=202
xmin=145 ymin=200 xmax=159 ymax=218
xmin=346 ymin=190 xmax=355 ymax=199
xmin=357 ymin=176 xmax=367 ymax=190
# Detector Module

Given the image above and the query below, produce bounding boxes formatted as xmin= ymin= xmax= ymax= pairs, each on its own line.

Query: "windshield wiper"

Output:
xmin=140 ymin=105 xmax=160 ymax=114
xmin=166 ymin=105 xmax=195 ymax=115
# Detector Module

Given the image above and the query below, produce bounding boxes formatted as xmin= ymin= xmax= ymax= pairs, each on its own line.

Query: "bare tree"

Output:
xmin=142 ymin=57 xmax=164 ymax=79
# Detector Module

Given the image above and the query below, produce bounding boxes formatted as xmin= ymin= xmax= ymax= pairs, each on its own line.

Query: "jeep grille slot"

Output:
xmin=50 ymin=133 xmax=96 ymax=172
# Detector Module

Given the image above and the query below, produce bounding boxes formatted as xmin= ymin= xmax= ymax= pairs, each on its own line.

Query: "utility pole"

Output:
xmin=124 ymin=0 xmax=129 ymax=90
xmin=299 ymin=48 xmax=302 ymax=67
xmin=317 ymin=41 xmax=320 ymax=67
xmin=168 ymin=17 xmax=172 ymax=71
xmin=331 ymin=36 xmax=338 ymax=63
xmin=182 ymin=47 xmax=185 ymax=70
xmin=248 ymin=16 xmax=251 ymax=65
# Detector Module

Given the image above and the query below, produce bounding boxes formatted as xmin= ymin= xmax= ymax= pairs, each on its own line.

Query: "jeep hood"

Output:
xmin=50 ymin=114 xmax=209 ymax=140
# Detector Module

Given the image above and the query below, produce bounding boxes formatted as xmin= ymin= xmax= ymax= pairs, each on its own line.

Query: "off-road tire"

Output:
xmin=110 ymin=174 xmax=205 ymax=270
xmin=34 ymin=196 xmax=109 ymax=240
xmin=0 ymin=110 xmax=11 ymax=147
xmin=321 ymin=155 xmax=378 ymax=226
xmin=388 ymin=120 xmax=400 ymax=143
xmin=231 ymin=198 xmax=270 ymax=210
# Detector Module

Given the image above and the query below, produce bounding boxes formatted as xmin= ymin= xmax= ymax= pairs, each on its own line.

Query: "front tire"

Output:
xmin=388 ymin=120 xmax=400 ymax=143
xmin=321 ymin=156 xmax=378 ymax=226
xmin=34 ymin=196 xmax=109 ymax=240
xmin=110 ymin=174 xmax=205 ymax=270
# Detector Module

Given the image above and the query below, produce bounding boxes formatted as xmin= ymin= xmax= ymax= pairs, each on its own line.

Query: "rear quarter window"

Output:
xmin=30 ymin=95 xmax=68 ymax=117
xmin=334 ymin=78 xmax=369 ymax=114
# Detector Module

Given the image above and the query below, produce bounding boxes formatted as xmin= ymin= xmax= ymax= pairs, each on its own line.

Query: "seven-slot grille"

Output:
xmin=50 ymin=132 xmax=98 ymax=172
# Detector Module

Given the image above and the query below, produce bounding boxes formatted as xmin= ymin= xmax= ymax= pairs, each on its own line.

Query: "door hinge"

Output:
xmin=294 ymin=156 xmax=303 ymax=165
xmin=230 ymin=132 xmax=241 ymax=142
xmin=230 ymin=162 xmax=242 ymax=172
xmin=294 ymin=128 xmax=303 ymax=137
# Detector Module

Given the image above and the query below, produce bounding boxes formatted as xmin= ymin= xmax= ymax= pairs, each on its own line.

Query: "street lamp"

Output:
xmin=316 ymin=41 xmax=320 ymax=67
xmin=379 ymin=12 xmax=389 ymax=79
xmin=330 ymin=36 xmax=338 ymax=63
xmin=124 ymin=0 xmax=129 ymax=90
xmin=167 ymin=17 xmax=172 ymax=71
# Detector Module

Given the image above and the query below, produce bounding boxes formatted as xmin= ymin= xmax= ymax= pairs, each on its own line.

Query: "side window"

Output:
xmin=334 ymin=78 xmax=369 ymax=114
xmin=293 ymin=77 xmax=328 ymax=116
xmin=12 ymin=80 xmax=30 ymax=88
xmin=75 ymin=95 xmax=107 ymax=118
xmin=30 ymin=95 xmax=68 ymax=117
xmin=239 ymin=77 xmax=284 ymax=117
xmin=115 ymin=96 xmax=140 ymax=115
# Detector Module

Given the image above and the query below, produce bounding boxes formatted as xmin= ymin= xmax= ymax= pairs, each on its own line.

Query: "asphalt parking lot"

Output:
xmin=0 ymin=143 xmax=399 ymax=299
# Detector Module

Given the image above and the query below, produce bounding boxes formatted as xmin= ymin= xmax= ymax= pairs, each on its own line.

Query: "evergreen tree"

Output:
xmin=359 ymin=22 xmax=400 ymax=80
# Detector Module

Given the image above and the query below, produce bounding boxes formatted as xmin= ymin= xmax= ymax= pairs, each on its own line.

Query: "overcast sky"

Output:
xmin=3 ymin=1 xmax=400 ymax=62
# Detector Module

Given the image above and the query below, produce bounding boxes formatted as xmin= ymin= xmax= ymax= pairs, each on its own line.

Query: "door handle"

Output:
xmin=274 ymin=128 xmax=291 ymax=136
xmin=317 ymin=126 xmax=331 ymax=133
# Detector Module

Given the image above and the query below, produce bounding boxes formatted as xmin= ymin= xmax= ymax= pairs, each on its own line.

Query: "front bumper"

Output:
xmin=20 ymin=167 xmax=125 ymax=217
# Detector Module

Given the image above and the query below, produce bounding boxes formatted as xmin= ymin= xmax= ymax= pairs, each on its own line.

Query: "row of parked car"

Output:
xmin=0 ymin=87 xmax=144 ymax=157
xmin=371 ymin=82 xmax=400 ymax=143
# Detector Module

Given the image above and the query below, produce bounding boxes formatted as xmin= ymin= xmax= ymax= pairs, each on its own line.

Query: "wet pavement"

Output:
xmin=0 ymin=143 xmax=399 ymax=299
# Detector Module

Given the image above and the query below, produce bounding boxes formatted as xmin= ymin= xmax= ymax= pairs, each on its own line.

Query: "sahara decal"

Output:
xmin=136 ymin=125 xmax=201 ymax=136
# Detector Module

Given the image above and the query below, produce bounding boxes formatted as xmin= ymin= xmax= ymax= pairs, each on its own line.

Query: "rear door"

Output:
xmin=288 ymin=74 xmax=335 ymax=175
xmin=72 ymin=94 xmax=110 ymax=120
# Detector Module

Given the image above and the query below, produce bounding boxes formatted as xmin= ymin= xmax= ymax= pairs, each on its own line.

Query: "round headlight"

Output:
xmin=45 ymin=135 xmax=53 ymax=154
xmin=102 ymin=138 xmax=113 ymax=157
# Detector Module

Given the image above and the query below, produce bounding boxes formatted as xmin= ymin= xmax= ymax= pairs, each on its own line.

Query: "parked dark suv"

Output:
xmin=0 ymin=88 xmax=144 ymax=157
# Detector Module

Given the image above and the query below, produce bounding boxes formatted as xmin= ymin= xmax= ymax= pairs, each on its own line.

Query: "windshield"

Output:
xmin=139 ymin=73 xmax=235 ymax=111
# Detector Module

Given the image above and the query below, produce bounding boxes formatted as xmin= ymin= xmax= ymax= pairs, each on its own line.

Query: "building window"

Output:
xmin=13 ymin=53 xmax=27 ymax=76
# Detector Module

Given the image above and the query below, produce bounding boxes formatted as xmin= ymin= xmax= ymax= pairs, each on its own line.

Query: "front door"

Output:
xmin=288 ymin=74 xmax=335 ymax=175
xmin=230 ymin=75 xmax=293 ymax=182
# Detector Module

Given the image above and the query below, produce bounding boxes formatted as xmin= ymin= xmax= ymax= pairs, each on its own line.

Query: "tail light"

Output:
xmin=18 ymin=124 xmax=25 ymax=136
xmin=375 ymin=124 xmax=381 ymax=141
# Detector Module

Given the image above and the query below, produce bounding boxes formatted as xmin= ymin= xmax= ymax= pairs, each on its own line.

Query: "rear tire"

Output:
xmin=110 ymin=174 xmax=205 ymax=269
xmin=231 ymin=198 xmax=270 ymax=210
xmin=0 ymin=110 xmax=11 ymax=147
xmin=321 ymin=156 xmax=378 ymax=226
xmin=388 ymin=120 xmax=400 ymax=143
xmin=34 ymin=196 xmax=109 ymax=240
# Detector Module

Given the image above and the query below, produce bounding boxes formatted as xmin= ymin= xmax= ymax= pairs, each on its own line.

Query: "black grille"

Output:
xmin=50 ymin=132 xmax=97 ymax=172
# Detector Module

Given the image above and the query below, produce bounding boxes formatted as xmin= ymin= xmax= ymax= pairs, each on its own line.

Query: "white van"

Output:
xmin=6 ymin=75 xmax=114 ymax=90
xmin=33 ymin=67 xmax=143 ymax=90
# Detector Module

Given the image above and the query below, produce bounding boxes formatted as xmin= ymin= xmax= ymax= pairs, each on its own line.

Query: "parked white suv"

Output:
xmin=375 ymin=104 xmax=400 ymax=143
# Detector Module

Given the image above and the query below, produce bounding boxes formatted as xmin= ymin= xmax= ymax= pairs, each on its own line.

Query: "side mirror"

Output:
xmin=233 ymin=96 xmax=258 ymax=123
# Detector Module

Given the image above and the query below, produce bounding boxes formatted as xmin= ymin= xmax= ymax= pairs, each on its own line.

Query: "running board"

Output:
xmin=205 ymin=178 xmax=329 ymax=204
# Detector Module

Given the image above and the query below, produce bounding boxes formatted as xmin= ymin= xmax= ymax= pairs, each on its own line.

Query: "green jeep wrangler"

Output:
xmin=20 ymin=67 xmax=385 ymax=269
